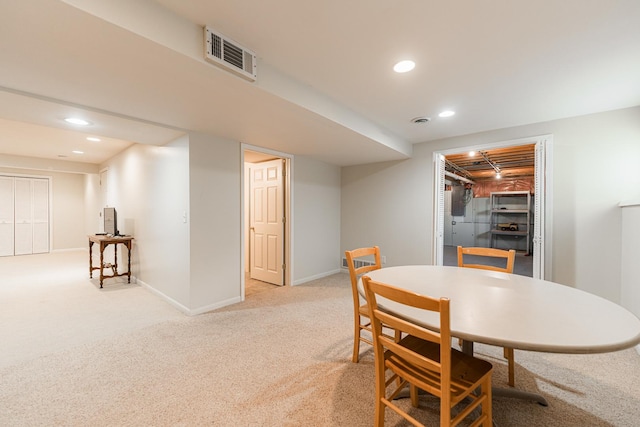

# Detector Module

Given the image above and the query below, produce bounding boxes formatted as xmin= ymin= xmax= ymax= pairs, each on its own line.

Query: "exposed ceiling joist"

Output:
xmin=445 ymin=144 xmax=536 ymax=180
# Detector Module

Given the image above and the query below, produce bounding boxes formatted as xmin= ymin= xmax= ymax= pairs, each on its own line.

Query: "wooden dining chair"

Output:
xmin=362 ymin=276 xmax=493 ymax=427
xmin=345 ymin=246 xmax=389 ymax=363
xmin=457 ymin=245 xmax=517 ymax=387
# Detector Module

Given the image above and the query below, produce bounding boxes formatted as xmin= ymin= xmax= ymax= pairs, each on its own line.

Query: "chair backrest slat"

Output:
xmin=457 ymin=246 xmax=515 ymax=273
xmin=363 ymin=277 xmax=451 ymax=379
xmin=346 ymin=246 xmax=381 ymax=286
xmin=375 ymin=310 xmax=440 ymax=345
xmin=345 ymin=246 xmax=382 ymax=305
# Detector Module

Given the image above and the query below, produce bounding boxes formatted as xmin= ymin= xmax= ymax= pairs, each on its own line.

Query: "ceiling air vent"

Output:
xmin=204 ymin=26 xmax=257 ymax=82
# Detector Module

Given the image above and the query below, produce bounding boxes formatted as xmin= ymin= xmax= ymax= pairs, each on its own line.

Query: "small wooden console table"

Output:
xmin=88 ymin=234 xmax=134 ymax=288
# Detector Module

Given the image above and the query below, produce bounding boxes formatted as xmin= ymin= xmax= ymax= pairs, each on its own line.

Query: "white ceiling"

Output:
xmin=1 ymin=0 xmax=639 ymax=167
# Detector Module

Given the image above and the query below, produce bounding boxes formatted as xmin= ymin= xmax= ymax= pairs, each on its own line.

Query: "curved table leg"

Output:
xmin=492 ymin=387 xmax=548 ymax=406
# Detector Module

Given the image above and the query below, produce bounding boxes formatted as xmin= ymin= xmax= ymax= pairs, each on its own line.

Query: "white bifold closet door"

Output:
xmin=0 ymin=176 xmax=15 ymax=257
xmin=3 ymin=176 xmax=49 ymax=256
xmin=32 ymin=179 xmax=50 ymax=254
xmin=14 ymin=178 xmax=34 ymax=255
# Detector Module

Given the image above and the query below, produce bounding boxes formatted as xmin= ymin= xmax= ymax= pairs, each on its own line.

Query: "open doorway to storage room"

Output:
xmin=433 ymin=135 xmax=553 ymax=279
xmin=242 ymin=147 xmax=291 ymax=299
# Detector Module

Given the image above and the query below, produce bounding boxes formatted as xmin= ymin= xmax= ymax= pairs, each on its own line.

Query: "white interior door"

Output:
xmin=32 ymin=178 xmax=49 ymax=254
xmin=250 ymin=159 xmax=284 ymax=285
xmin=14 ymin=178 xmax=33 ymax=256
xmin=0 ymin=176 xmax=15 ymax=256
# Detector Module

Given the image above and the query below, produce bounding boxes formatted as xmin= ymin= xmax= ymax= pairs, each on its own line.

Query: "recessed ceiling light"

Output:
xmin=438 ymin=110 xmax=455 ymax=118
xmin=468 ymin=151 xmax=476 ymax=157
xmin=64 ymin=117 xmax=90 ymax=126
xmin=86 ymin=137 xmax=101 ymax=142
xmin=393 ymin=60 xmax=415 ymax=73
xmin=72 ymin=150 xmax=84 ymax=154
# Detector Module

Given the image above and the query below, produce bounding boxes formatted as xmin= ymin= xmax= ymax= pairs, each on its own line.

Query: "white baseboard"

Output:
xmin=292 ymin=269 xmax=342 ymax=286
xmin=136 ymin=279 xmax=191 ymax=315
xmin=136 ymin=279 xmax=242 ymax=316
xmin=189 ymin=297 xmax=243 ymax=315
xmin=52 ymin=247 xmax=86 ymax=253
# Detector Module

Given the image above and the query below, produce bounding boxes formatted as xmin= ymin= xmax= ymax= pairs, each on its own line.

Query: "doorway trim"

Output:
xmin=432 ymin=134 xmax=553 ymax=279
xmin=241 ymin=143 xmax=293 ymax=299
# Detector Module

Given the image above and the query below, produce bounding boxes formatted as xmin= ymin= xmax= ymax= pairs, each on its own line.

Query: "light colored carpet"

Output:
xmin=1 ymin=250 xmax=639 ymax=426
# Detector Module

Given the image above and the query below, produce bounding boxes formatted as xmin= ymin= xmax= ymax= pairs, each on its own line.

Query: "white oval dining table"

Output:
xmin=359 ymin=265 xmax=640 ymax=405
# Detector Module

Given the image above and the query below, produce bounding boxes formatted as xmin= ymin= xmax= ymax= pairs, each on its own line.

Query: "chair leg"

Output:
xmin=483 ymin=376 xmax=493 ymax=427
xmin=352 ymin=318 xmax=361 ymax=363
xmin=410 ymin=384 xmax=420 ymax=408
xmin=374 ymin=400 xmax=385 ymax=427
xmin=504 ymin=347 xmax=515 ymax=387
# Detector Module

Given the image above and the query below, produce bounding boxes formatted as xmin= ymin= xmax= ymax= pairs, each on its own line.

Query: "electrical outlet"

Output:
xmin=381 ymin=255 xmax=387 ymax=264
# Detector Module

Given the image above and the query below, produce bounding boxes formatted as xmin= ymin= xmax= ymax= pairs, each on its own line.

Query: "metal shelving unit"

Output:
xmin=489 ymin=191 xmax=532 ymax=254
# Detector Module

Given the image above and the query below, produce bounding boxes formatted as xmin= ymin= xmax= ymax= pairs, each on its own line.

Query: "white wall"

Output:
xmin=341 ymin=159 xmax=432 ymax=267
xmin=100 ymin=136 xmax=191 ymax=308
xmin=0 ymin=167 xmax=86 ymax=251
xmin=620 ymin=204 xmax=640 ymax=318
xmin=549 ymin=107 xmax=640 ymax=298
xmin=292 ymin=155 xmax=341 ymax=283
xmin=83 ymin=172 xmax=100 ymax=236
xmin=341 ymin=106 xmax=640 ymax=303
xmin=188 ymin=133 xmax=242 ymax=312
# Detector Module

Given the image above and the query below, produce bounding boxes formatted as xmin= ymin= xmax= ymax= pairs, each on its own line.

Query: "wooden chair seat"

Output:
xmin=386 ymin=335 xmax=493 ymax=405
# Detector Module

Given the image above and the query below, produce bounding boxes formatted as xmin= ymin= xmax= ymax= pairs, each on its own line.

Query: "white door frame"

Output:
xmin=241 ymin=143 xmax=293 ymax=299
xmin=432 ymin=135 xmax=553 ymax=279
